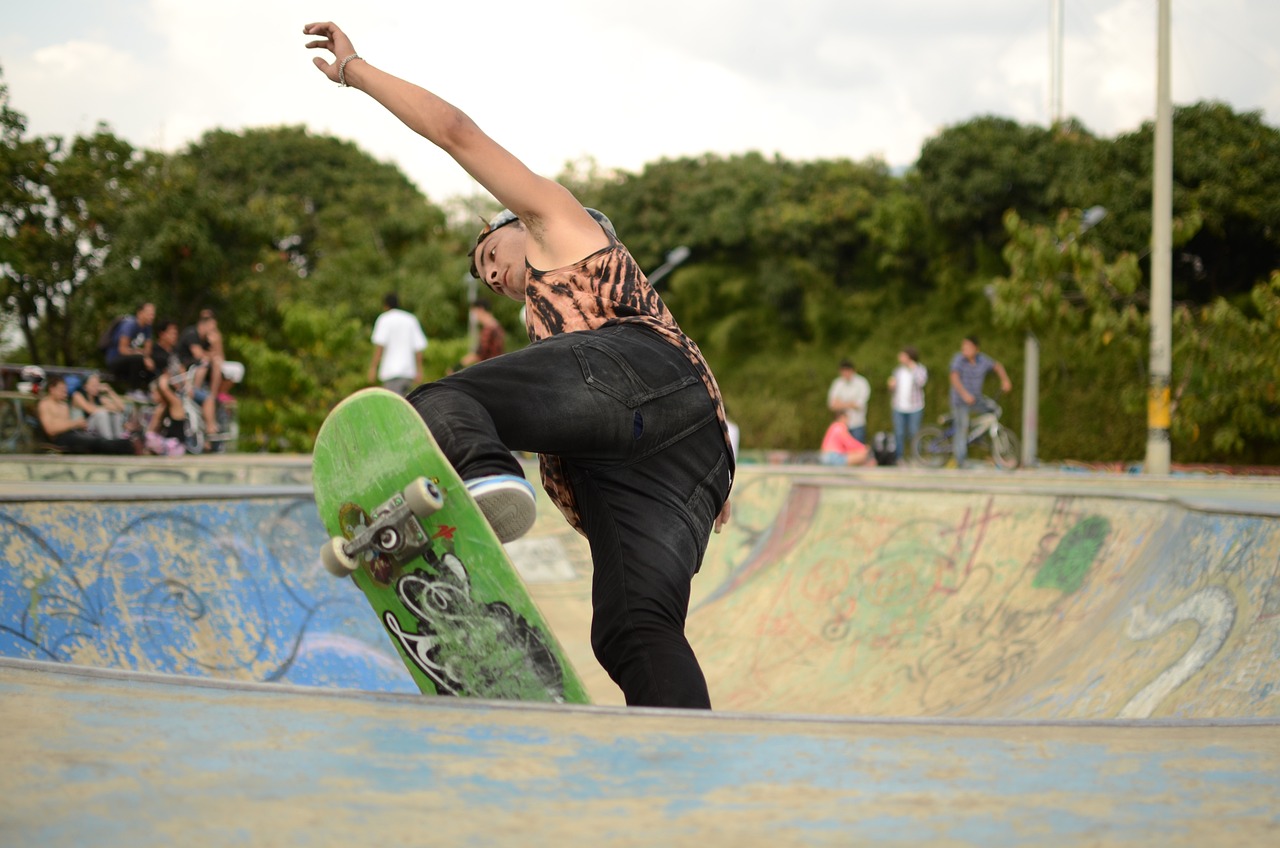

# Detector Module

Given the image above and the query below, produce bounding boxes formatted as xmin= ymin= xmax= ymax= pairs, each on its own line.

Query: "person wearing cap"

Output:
xmin=304 ymin=22 xmax=734 ymax=710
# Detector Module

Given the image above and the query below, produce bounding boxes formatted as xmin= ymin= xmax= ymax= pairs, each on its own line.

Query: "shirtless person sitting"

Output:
xmin=178 ymin=309 xmax=224 ymax=434
xmin=37 ymin=375 xmax=136 ymax=455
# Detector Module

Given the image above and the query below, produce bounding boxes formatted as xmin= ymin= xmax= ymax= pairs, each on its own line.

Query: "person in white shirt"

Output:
xmin=827 ymin=359 xmax=871 ymax=443
xmin=368 ymin=293 xmax=428 ymax=396
xmin=887 ymin=346 xmax=928 ymax=464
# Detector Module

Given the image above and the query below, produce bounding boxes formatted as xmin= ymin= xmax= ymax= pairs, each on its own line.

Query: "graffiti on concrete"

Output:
xmin=6 ymin=461 xmax=312 ymax=486
xmin=689 ymin=474 xmax=1280 ymax=719
xmin=687 ymin=485 xmax=1160 ymax=715
xmin=0 ymin=497 xmax=412 ymax=692
xmin=1119 ymin=586 xmax=1236 ymax=718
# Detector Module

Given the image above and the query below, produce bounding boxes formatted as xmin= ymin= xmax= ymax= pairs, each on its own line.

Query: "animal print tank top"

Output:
xmin=523 ymin=233 xmax=734 ymax=532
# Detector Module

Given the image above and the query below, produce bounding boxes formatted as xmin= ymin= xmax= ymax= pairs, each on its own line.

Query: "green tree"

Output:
xmin=1094 ymin=102 xmax=1280 ymax=302
xmin=914 ymin=116 xmax=1060 ymax=279
xmin=994 ymin=208 xmax=1280 ymax=463
xmin=0 ymin=70 xmax=142 ymax=364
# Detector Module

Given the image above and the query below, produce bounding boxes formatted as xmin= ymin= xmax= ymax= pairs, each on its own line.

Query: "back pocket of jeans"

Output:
xmin=573 ymin=338 xmax=697 ymax=408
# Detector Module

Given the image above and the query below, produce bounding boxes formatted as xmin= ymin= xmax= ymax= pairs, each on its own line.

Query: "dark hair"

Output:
xmin=964 ymin=335 xmax=980 ymax=347
xmin=198 ymin=308 xmax=217 ymax=322
xmin=156 ymin=318 xmax=179 ymax=334
xmin=384 ymin=293 xmax=400 ymax=310
xmin=839 ymin=359 xmax=855 ymax=370
xmin=902 ymin=346 xmax=919 ymax=362
xmin=46 ymin=374 xmax=67 ymax=388
xmin=472 ymin=296 xmax=492 ymax=312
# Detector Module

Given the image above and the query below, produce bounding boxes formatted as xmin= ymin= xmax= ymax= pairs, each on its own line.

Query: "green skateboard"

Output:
xmin=312 ymin=388 xmax=588 ymax=703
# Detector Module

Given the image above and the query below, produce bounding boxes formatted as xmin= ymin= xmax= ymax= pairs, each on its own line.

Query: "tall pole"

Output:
xmin=1050 ymin=0 xmax=1064 ymax=123
xmin=1022 ymin=333 xmax=1040 ymax=468
xmin=1146 ymin=0 xmax=1173 ymax=474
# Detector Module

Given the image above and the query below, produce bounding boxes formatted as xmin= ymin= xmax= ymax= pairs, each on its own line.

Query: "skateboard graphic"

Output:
xmin=312 ymin=388 xmax=588 ymax=703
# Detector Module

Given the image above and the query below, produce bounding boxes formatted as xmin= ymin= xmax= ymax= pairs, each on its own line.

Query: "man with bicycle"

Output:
xmin=949 ymin=336 xmax=1012 ymax=469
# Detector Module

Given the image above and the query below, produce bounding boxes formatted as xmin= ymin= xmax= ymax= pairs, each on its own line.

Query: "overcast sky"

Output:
xmin=2 ymin=0 xmax=1277 ymax=204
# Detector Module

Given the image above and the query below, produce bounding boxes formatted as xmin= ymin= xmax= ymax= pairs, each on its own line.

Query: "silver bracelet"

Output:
xmin=337 ymin=53 xmax=361 ymax=87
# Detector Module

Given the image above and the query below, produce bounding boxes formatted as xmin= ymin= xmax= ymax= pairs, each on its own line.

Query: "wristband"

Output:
xmin=338 ymin=54 xmax=361 ymax=87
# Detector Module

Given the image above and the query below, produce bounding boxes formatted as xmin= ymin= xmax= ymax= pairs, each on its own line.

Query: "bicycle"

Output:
xmin=911 ymin=400 xmax=1020 ymax=470
xmin=152 ymin=363 xmax=241 ymax=455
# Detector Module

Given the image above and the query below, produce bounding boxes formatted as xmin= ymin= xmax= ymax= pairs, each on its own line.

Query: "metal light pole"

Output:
xmin=1022 ymin=332 xmax=1040 ymax=468
xmin=1021 ymin=205 xmax=1107 ymax=469
xmin=1049 ymin=0 xmax=1064 ymax=124
xmin=647 ymin=245 xmax=692 ymax=290
xmin=1146 ymin=0 xmax=1173 ymax=474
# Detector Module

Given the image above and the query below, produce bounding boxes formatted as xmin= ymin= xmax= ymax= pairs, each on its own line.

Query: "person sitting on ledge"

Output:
xmin=36 ymin=374 xmax=138 ymax=455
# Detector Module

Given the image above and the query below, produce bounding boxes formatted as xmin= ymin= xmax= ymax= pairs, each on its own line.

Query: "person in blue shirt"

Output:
xmin=106 ymin=302 xmax=156 ymax=393
xmin=948 ymin=335 xmax=1012 ymax=469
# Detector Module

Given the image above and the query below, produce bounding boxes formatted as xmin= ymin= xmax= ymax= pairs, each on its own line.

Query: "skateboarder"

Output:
xmin=305 ymin=21 xmax=734 ymax=710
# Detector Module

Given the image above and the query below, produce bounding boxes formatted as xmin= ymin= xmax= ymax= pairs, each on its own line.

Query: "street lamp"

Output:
xmin=1147 ymin=0 xmax=1173 ymax=475
xmin=647 ymin=245 xmax=692 ymax=290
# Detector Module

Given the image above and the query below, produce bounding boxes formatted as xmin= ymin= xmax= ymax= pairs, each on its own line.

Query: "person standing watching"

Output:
xmin=887 ymin=346 xmax=927 ymax=464
xmin=368 ymin=293 xmax=428 ymax=396
xmin=948 ymin=335 xmax=1012 ymax=469
xmin=827 ymin=358 xmax=871 ymax=444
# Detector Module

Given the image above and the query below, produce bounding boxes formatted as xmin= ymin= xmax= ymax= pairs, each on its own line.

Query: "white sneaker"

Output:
xmin=465 ymin=475 xmax=536 ymax=543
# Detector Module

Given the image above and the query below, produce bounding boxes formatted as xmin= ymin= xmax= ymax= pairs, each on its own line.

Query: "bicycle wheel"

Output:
xmin=912 ymin=426 xmax=951 ymax=468
xmin=990 ymin=427 xmax=1020 ymax=470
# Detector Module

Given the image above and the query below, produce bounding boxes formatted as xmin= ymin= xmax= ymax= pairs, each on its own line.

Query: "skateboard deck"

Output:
xmin=312 ymin=388 xmax=588 ymax=703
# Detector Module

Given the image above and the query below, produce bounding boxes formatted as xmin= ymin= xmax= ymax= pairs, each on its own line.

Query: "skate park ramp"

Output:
xmin=1 ymin=461 xmax=1280 ymax=718
xmin=3 ymin=657 xmax=1278 ymax=847
xmin=0 ymin=481 xmax=419 ymax=693
xmin=3 ymin=460 xmax=1280 ymax=845
xmin=682 ymin=469 xmax=1280 ymax=719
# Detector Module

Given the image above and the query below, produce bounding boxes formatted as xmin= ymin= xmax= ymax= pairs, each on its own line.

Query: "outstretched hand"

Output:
xmin=303 ymin=21 xmax=358 ymax=84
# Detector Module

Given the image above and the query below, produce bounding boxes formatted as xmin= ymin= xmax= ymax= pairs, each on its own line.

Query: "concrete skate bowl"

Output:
xmin=3 ymin=467 xmax=1279 ymax=722
xmin=0 ymin=485 xmax=415 ymax=693
xmin=680 ymin=470 xmax=1280 ymax=719
xmin=3 ymin=466 xmax=1279 ymax=848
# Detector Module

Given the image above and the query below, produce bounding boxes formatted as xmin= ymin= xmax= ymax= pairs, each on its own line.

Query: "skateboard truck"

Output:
xmin=321 ymin=477 xmax=445 ymax=578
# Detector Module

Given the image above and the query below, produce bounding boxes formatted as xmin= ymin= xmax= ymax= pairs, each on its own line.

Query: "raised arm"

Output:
xmin=303 ymin=22 xmax=606 ymax=270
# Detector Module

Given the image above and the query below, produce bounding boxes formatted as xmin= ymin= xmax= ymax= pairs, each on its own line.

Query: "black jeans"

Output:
xmin=408 ymin=324 xmax=731 ymax=708
xmin=53 ymin=430 xmax=134 ymax=455
xmin=109 ymin=354 xmax=153 ymax=391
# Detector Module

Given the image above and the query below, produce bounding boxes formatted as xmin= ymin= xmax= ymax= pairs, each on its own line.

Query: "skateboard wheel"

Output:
xmin=403 ymin=477 xmax=445 ymax=517
xmin=321 ymin=537 xmax=358 ymax=576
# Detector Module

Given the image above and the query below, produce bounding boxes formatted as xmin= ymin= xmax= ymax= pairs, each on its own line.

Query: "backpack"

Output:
xmin=97 ymin=315 xmax=128 ymax=358
xmin=872 ymin=431 xmax=897 ymax=466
